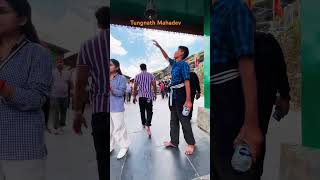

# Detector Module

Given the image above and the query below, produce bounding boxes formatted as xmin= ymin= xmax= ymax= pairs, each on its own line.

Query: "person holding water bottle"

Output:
xmin=153 ymin=40 xmax=196 ymax=155
xmin=211 ymin=0 xmax=263 ymax=179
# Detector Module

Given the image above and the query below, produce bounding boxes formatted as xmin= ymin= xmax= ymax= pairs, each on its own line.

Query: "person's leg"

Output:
xmin=145 ymin=99 xmax=153 ymax=137
xmin=0 ymin=161 xmax=4 ymax=180
xmin=110 ymin=112 xmax=115 ymax=152
xmin=2 ymin=160 xmax=46 ymax=180
xmin=91 ymin=112 xmax=108 ymax=180
xmin=169 ymin=105 xmax=180 ymax=146
xmin=138 ymin=97 xmax=147 ymax=126
xmin=128 ymin=93 xmax=131 ymax=102
xmin=111 ymin=112 xmax=130 ymax=149
xmin=81 ymin=102 xmax=86 ymax=114
xmin=42 ymin=98 xmax=50 ymax=130
xmin=256 ymin=99 xmax=274 ymax=177
xmin=211 ymin=72 xmax=262 ymax=179
xmin=145 ymin=99 xmax=153 ymax=127
xmin=59 ymin=97 xmax=68 ymax=128
xmin=255 ymin=137 xmax=266 ymax=178
xmin=176 ymin=104 xmax=196 ymax=146
xmin=52 ymin=98 xmax=60 ymax=130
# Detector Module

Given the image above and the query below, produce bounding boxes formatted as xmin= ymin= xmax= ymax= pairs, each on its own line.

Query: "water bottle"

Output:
xmin=182 ymin=105 xmax=190 ymax=116
xmin=231 ymin=143 xmax=252 ymax=172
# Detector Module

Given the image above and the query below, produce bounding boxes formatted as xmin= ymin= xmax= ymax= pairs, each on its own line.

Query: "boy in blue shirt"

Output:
xmin=153 ymin=40 xmax=196 ymax=155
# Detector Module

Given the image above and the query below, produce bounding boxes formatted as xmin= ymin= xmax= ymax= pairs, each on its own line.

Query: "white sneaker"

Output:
xmin=117 ymin=148 xmax=128 ymax=159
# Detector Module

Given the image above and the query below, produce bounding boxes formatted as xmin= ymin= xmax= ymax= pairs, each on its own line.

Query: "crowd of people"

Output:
xmin=109 ymin=40 xmax=203 ymax=160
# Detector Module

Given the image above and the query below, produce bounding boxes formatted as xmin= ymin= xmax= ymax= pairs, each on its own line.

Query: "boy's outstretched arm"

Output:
xmin=153 ymin=40 xmax=169 ymax=60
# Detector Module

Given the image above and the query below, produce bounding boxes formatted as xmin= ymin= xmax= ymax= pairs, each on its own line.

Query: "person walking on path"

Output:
xmin=153 ymin=40 xmax=196 ymax=155
xmin=125 ymin=81 xmax=132 ymax=103
xmin=0 ymin=0 xmax=52 ymax=179
xmin=72 ymin=6 xmax=109 ymax=180
xmin=133 ymin=63 xmax=157 ymax=138
xmin=42 ymin=98 xmax=51 ymax=133
xmin=160 ymin=81 xmax=165 ymax=99
xmin=110 ymin=59 xmax=130 ymax=159
xmin=51 ymin=58 xmax=73 ymax=135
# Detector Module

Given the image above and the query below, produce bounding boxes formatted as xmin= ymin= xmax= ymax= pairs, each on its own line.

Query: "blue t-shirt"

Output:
xmin=169 ymin=58 xmax=190 ymax=100
xmin=211 ymin=0 xmax=255 ymax=65
xmin=169 ymin=58 xmax=190 ymax=86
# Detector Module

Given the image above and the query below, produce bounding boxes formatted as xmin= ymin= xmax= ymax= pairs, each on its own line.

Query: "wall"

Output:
xmin=301 ymin=0 xmax=320 ymax=148
xmin=204 ymin=0 xmax=210 ymax=109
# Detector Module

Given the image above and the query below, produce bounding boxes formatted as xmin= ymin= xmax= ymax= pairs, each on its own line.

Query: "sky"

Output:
xmin=29 ymin=0 xmax=107 ymax=54
xmin=110 ymin=25 xmax=204 ymax=77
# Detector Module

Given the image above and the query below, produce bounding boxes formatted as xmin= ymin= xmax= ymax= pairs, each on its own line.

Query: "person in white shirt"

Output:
xmin=51 ymin=58 xmax=73 ymax=135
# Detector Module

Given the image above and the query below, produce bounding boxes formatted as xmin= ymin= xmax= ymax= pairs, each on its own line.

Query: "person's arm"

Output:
xmin=73 ymin=66 xmax=89 ymax=112
xmin=182 ymin=63 xmax=192 ymax=109
xmin=153 ymin=40 xmax=169 ymax=60
xmin=239 ymin=58 xmax=259 ymax=127
xmin=68 ymin=72 xmax=74 ymax=97
xmin=152 ymin=81 xmax=157 ymax=98
xmin=0 ymin=47 xmax=52 ymax=111
xmin=271 ymin=35 xmax=290 ymax=115
xmin=133 ymin=78 xmax=138 ymax=97
xmin=230 ymin=2 xmax=262 ymax=161
xmin=185 ymin=80 xmax=191 ymax=102
xmin=272 ymin=36 xmax=291 ymax=100
xmin=73 ymin=44 xmax=89 ymax=113
xmin=111 ymin=76 xmax=126 ymax=97
xmin=132 ymin=80 xmax=139 ymax=104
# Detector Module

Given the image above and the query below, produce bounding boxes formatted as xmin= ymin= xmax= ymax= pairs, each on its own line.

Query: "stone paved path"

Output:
xmin=110 ymin=97 xmax=210 ymax=180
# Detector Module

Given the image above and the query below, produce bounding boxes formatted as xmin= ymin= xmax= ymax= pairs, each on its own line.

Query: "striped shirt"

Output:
xmin=134 ymin=71 xmax=155 ymax=99
xmin=77 ymin=30 xmax=109 ymax=113
xmin=0 ymin=37 xmax=52 ymax=160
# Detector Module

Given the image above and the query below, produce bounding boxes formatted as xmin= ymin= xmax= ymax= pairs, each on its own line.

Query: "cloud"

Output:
xmin=110 ymin=26 xmax=203 ymax=77
xmin=122 ymin=58 xmax=147 ymax=77
xmin=121 ymin=55 xmax=170 ymax=77
xmin=142 ymin=29 xmax=203 ymax=70
xmin=110 ymin=34 xmax=128 ymax=56
xmin=143 ymin=29 xmax=202 ymax=51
